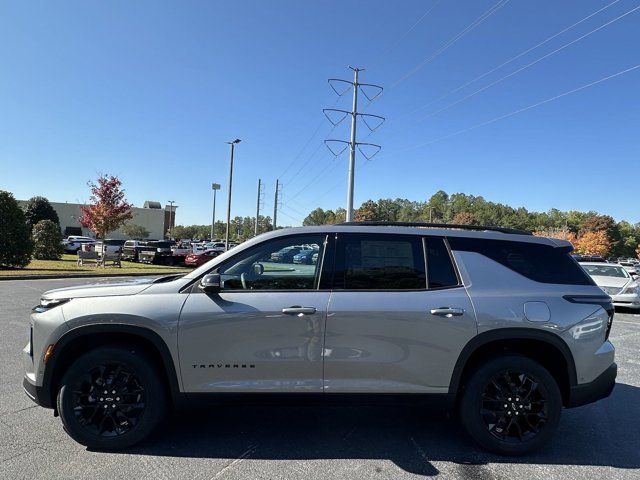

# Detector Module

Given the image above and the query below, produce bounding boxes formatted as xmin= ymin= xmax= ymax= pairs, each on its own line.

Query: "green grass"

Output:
xmin=0 ymin=254 xmax=191 ymax=277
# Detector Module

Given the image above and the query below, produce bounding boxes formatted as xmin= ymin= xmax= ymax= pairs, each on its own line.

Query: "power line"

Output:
xmin=403 ymin=0 xmax=622 ymax=118
xmin=400 ymin=62 xmax=640 ymax=151
xmin=416 ymin=3 xmax=640 ymax=121
xmin=373 ymin=0 xmax=444 ymax=62
xmin=390 ymin=0 xmax=511 ymax=89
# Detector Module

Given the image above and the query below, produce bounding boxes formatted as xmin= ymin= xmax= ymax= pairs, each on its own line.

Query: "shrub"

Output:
xmin=32 ymin=220 xmax=64 ymax=260
xmin=0 ymin=190 xmax=33 ymax=268
xmin=24 ymin=196 xmax=60 ymax=231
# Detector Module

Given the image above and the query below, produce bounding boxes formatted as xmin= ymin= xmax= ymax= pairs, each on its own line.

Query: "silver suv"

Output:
xmin=23 ymin=223 xmax=616 ymax=455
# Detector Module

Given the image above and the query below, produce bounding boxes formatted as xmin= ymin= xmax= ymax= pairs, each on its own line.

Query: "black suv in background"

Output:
xmin=138 ymin=241 xmax=175 ymax=265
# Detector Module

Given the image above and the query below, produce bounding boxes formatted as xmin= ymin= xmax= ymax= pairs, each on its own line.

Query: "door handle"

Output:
xmin=282 ymin=306 xmax=317 ymax=315
xmin=430 ymin=307 xmax=465 ymax=317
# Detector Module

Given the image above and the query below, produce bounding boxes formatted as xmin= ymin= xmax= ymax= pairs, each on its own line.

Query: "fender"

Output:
xmin=41 ymin=324 xmax=182 ymax=408
xmin=448 ymin=327 xmax=577 ymax=396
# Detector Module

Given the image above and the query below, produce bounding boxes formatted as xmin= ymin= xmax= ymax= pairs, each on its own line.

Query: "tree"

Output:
xmin=32 ymin=220 xmax=64 ymax=260
xmin=24 ymin=196 xmax=59 ymax=231
xmin=121 ymin=223 xmax=150 ymax=240
xmin=533 ymin=229 xmax=577 ymax=245
xmin=0 ymin=190 xmax=33 ymax=268
xmin=354 ymin=200 xmax=378 ymax=221
xmin=303 ymin=208 xmax=329 ymax=226
xmin=79 ymin=175 xmax=133 ymax=239
xmin=574 ymin=230 xmax=611 ymax=257
xmin=452 ymin=212 xmax=476 ymax=225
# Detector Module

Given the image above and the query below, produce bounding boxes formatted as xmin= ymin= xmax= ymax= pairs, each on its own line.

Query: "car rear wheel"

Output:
xmin=459 ymin=355 xmax=562 ymax=455
xmin=57 ymin=345 xmax=166 ymax=450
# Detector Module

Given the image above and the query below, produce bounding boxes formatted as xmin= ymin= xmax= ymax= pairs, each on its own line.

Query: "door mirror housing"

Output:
xmin=199 ymin=273 xmax=221 ymax=293
xmin=253 ymin=263 xmax=264 ymax=275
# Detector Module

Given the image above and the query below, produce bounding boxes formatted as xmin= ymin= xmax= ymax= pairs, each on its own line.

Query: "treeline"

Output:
xmin=172 ymin=215 xmax=275 ymax=241
xmin=302 ymin=191 xmax=640 ymax=258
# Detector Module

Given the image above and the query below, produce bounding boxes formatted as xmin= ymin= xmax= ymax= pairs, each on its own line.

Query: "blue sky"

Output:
xmin=1 ymin=0 xmax=639 ymax=226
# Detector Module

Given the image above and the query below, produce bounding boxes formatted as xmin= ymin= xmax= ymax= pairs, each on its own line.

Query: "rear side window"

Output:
xmin=333 ymin=234 xmax=426 ymax=290
xmin=425 ymin=237 xmax=459 ymax=288
xmin=447 ymin=237 xmax=594 ymax=285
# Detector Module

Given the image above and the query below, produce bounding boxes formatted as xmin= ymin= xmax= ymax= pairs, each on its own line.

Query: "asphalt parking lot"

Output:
xmin=1 ymin=278 xmax=639 ymax=480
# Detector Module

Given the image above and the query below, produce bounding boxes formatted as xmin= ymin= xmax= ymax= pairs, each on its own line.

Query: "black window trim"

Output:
xmin=422 ymin=235 xmax=464 ymax=291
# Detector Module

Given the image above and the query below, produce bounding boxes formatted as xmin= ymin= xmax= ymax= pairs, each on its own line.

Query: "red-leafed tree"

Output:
xmin=79 ymin=175 xmax=133 ymax=239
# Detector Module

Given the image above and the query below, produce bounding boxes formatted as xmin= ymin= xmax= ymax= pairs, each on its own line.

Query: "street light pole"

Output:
xmin=224 ymin=139 xmax=241 ymax=251
xmin=211 ymin=183 xmax=220 ymax=240
xmin=167 ymin=200 xmax=175 ymax=239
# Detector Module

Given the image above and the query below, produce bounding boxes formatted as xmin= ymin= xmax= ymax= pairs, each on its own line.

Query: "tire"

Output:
xmin=57 ymin=345 xmax=167 ymax=450
xmin=459 ymin=355 xmax=562 ymax=456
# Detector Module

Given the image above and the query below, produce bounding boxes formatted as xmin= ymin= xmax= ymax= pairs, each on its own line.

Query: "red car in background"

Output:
xmin=185 ymin=249 xmax=221 ymax=267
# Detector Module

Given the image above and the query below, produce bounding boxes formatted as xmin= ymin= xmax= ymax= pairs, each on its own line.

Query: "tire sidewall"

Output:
xmin=460 ymin=355 xmax=562 ymax=456
xmin=57 ymin=345 xmax=166 ymax=450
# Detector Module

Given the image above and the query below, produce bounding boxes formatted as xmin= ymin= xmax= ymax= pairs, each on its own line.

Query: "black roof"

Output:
xmin=337 ymin=221 xmax=532 ymax=236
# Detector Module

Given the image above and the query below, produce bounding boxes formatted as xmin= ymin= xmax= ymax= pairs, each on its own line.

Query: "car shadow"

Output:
xmin=120 ymin=383 xmax=640 ymax=476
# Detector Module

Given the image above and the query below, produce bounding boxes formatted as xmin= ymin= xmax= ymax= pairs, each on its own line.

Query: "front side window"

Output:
xmin=333 ymin=234 xmax=426 ymax=290
xmin=216 ymin=234 xmax=326 ymax=290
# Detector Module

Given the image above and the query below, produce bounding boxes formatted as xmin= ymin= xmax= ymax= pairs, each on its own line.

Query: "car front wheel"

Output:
xmin=57 ymin=345 xmax=166 ymax=450
xmin=459 ymin=355 xmax=562 ymax=455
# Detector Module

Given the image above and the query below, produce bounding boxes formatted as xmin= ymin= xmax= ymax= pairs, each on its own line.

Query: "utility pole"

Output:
xmin=224 ymin=139 xmax=241 ymax=251
xmin=324 ymin=67 xmax=384 ymax=222
xmin=273 ymin=179 xmax=280 ymax=230
xmin=211 ymin=183 xmax=220 ymax=240
xmin=167 ymin=200 xmax=175 ymax=239
xmin=346 ymin=67 xmax=360 ymax=222
xmin=254 ymin=178 xmax=262 ymax=237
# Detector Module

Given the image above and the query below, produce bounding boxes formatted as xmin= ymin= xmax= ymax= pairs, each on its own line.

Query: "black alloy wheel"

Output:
xmin=70 ymin=362 xmax=146 ymax=437
xmin=480 ymin=370 xmax=549 ymax=443
xmin=460 ymin=355 xmax=562 ymax=455
xmin=57 ymin=345 xmax=166 ymax=449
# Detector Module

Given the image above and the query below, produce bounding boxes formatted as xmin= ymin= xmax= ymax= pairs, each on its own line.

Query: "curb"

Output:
xmin=0 ymin=271 xmax=188 ymax=281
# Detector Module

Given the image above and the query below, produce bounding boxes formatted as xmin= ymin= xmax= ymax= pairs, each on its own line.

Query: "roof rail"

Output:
xmin=337 ymin=221 xmax=532 ymax=236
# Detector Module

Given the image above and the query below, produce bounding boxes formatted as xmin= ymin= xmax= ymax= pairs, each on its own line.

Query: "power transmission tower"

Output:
xmin=273 ymin=179 xmax=282 ymax=230
xmin=324 ymin=66 xmax=384 ymax=221
xmin=254 ymin=178 xmax=264 ymax=236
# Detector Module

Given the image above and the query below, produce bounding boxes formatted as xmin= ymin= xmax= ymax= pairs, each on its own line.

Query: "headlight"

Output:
xmin=623 ymin=283 xmax=639 ymax=295
xmin=33 ymin=298 xmax=70 ymax=313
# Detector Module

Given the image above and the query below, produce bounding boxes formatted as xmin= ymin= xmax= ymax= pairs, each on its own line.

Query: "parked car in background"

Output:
xmin=185 ymin=249 xmax=221 ymax=267
xmin=202 ymin=242 xmax=227 ymax=253
xmin=581 ymin=262 xmax=640 ymax=311
xmin=121 ymin=240 xmax=151 ymax=261
xmin=94 ymin=239 xmax=126 ymax=255
xmin=270 ymin=245 xmax=314 ymax=263
xmin=139 ymin=241 xmax=175 ymax=265
xmin=62 ymin=236 xmax=96 ymax=253
xmin=618 ymin=262 xmax=640 ymax=278
xmin=293 ymin=248 xmax=318 ymax=264
xmin=573 ymin=254 xmax=608 ymax=263
xmin=171 ymin=242 xmax=193 ymax=263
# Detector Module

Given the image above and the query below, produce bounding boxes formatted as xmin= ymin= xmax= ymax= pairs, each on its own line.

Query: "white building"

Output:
xmin=18 ymin=200 xmax=177 ymax=240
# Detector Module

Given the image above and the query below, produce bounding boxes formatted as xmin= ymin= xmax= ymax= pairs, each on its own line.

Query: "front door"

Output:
xmin=178 ymin=233 xmax=330 ymax=393
xmin=323 ymin=233 xmax=477 ymax=393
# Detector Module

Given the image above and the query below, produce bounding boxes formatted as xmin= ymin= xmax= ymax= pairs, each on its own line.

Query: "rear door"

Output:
xmin=323 ymin=233 xmax=477 ymax=393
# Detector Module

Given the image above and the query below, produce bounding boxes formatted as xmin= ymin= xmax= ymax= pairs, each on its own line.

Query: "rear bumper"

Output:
xmin=568 ymin=362 xmax=617 ymax=408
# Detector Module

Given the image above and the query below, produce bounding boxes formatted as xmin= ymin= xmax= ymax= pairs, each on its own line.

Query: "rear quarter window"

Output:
xmin=447 ymin=237 xmax=594 ymax=286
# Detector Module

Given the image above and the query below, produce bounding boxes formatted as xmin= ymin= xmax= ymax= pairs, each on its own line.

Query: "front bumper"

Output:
xmin=568 ymin=362 xmax=617 ymax=408
xmin=610 ymin=292 xmax=640 ymax=309
xmin=23 ymin=375 xmax=52 ymax=408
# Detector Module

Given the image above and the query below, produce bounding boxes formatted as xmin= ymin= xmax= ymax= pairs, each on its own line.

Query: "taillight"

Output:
xmin=563 ymin=294 xmax=614 ymax=340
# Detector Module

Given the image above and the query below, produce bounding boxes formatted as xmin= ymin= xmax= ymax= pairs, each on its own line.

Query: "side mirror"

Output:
xmin=253 ymin=263 xmax=264 ymax=275
xmin=199 ymin=273 xmax=221 ymax=293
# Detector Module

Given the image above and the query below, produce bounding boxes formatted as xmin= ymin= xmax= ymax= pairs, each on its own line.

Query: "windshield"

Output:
xmin=582 ymin=264 xmax=629 ymax=278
